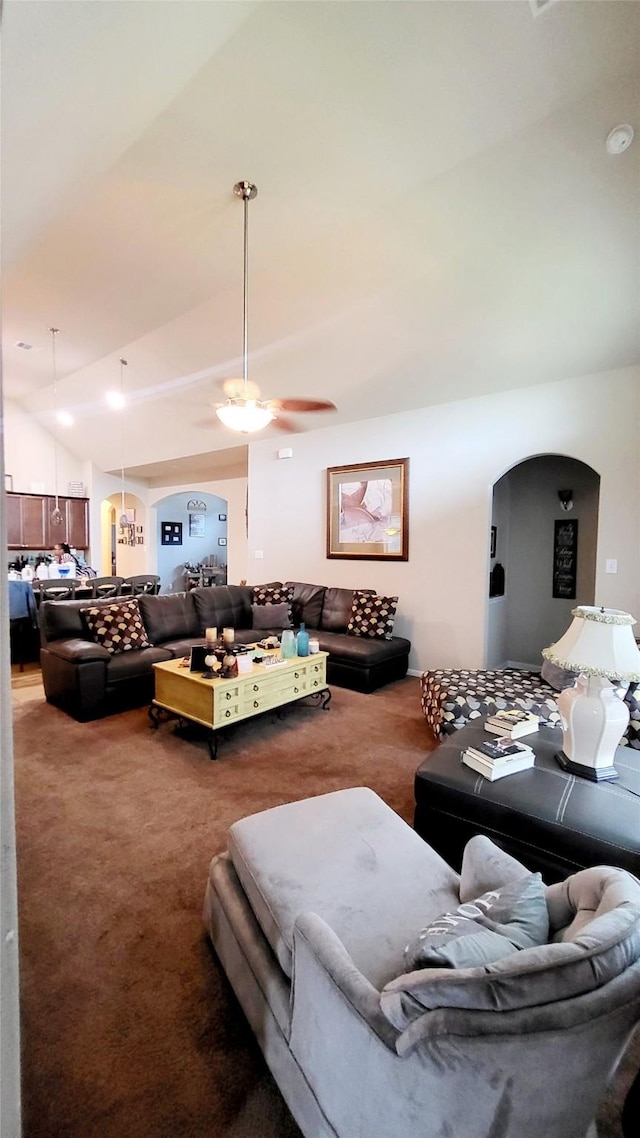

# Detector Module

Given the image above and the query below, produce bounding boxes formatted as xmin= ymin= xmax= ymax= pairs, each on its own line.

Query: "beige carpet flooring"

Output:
xmin=11 ymin=676 xmax=638 ymax=1137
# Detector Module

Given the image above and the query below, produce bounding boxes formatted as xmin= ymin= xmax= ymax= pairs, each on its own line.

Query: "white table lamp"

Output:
xmin=542 ymin=606 xmax=640 ymax=781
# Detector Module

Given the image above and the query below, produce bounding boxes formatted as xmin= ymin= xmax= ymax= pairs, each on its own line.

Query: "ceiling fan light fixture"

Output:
xmin=216 ymin=400 xmax=274 ymax=433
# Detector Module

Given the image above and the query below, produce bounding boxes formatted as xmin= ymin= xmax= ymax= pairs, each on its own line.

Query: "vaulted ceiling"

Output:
xmin=2 ymin=0 xmax=639 ymax=484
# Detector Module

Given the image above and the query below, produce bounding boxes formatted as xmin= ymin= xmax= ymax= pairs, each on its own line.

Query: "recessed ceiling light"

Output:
xmin=606 ymin=124 xmax=634 ymax=155
xmin=106 ymin=390 xmax=126 ymax=410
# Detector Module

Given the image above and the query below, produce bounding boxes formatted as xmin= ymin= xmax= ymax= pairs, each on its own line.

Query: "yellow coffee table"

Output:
xmin=149 ymin=650 xmax=330 ymax=759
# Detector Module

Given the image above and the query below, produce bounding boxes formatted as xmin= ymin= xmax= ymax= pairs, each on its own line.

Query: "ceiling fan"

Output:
xmin=213 ymin=181 xmax=336 ymax=434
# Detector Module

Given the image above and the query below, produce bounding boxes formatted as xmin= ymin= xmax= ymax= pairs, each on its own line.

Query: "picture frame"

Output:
xmin=552 ymin=519 xmax=578 ymax=599
xmin=490 ymin=525 xmax=497 ymax=558
xmin=326 ymin=458 xmax=409 ymax=561
xmin=218 ymin=537 xmax=227 ymax=547
xmin=189 ymin=512 xmax=206 ymax=538
xmin=161 ymin=521 xmax=183 ymax=546
xmin=218 ymin=513 xmax=227 ymax=521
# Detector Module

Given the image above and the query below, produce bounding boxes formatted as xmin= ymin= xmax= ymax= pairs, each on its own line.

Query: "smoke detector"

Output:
xmin=606 ymin=124 xmax=634 ymax=155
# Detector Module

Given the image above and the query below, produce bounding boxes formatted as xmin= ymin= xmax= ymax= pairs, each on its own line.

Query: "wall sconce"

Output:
xmin=558 ymin=489 xmax=574 ymax=512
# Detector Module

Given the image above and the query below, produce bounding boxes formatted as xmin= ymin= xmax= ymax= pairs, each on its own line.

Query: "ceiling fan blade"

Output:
xmin=271 ymin=398 xmax=337 ymax=413
xmin=273 ymin=415 xmax=300 ymax=433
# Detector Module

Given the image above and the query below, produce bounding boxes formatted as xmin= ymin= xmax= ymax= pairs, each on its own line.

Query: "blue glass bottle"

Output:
xmin=296 ymin=622 xmax=310 ymax=657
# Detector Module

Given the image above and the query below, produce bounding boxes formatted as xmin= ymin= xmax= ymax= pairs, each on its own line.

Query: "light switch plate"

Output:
xmin=605 ymin=559 xmax=617 ymax=574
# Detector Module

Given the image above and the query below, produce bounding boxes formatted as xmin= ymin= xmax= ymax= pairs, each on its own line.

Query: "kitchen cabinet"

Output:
xmin=7 ymin=492 xmax=89 ymax=550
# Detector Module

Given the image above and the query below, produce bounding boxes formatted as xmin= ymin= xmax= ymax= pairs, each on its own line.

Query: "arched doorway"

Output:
xmin=99 ymin=492 xmax=147 ymax=578
xmin=487 ymin=454 xmax=600 ymax=669
xmin=152 ymin=491 xmax=228 ymax=593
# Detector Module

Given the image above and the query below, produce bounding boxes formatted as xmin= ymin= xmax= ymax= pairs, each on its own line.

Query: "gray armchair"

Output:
xmin=204 ymin=787 xmax=640 ymax=1138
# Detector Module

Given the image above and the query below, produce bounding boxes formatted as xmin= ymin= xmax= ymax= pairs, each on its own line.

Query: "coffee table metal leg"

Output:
xmin=148 ymin=703 xmax=163 ymax=728
xmin=308 ymin=688 xmax=332 ymax=711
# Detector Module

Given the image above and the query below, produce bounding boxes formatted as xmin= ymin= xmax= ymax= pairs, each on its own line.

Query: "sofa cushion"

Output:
xmin=285 ymin=581 xmax=326 ymax=629
xmin=404 ymin=873 xmax=548 ymax=971
xmin=227 ymin=787 xmax=460 ymax=986
xmin=320 ymin=587 xmax=373 ymax=632
xmin=348 ymin=591 xmax=398 ymax=639
xmin=251 ymin=602 xmax=292 ymax=631
xmin=137 ymin=591 xmax=199 ymax=644
xmin=81 ymin=600 xmax=151 ymax=654
xmin=191 ymin=585 xmax=253 ymax=631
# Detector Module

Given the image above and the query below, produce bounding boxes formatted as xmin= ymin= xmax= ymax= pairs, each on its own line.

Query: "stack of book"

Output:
xmin=462 ymin=737 xmax=535 ymax=781
xmin=485 ymin=708 xmax=539 ymax=739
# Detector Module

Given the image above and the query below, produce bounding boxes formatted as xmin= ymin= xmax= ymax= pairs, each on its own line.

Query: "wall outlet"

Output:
xmin=254 ymin=550 xmax=263 ymax=559
xmin=605 ymin=559 xmax=617 ymax=574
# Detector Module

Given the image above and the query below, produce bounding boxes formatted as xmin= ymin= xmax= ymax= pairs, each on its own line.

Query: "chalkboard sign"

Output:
xmin=553 ymin=519 xmax=578 ymax=599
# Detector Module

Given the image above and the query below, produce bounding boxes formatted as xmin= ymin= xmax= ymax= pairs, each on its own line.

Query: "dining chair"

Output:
xmin=120 ymin=574 xmax=161 ymax=596
xmin=88 ymin=576 xmax=124 ymax=599
xmin=37 ymin=579 xmax=79 ymax=602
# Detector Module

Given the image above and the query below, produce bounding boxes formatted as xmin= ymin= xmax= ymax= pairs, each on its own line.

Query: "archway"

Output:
xmin=486 ymin=454 xmax=600 ymax=669
xmin=99 ymin=492 xmax=147 ymax=578
xmin=152 ymin=491 xmax=228 ymax=593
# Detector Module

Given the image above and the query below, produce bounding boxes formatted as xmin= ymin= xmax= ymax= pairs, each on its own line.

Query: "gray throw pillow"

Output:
xmin=541 ymin=657 xmax=578 ymax=691
xmin=252 ymin=602 xmax=292 ymax=631
xmin=404 ymin=872 xmax=548 ymax=970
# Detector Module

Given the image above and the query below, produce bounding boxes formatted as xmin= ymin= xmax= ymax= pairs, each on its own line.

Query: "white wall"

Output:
xmin=247 ymin=367 xmax=640 ymax=675
xmin=3 ymin=398 xmax=86 ymax=494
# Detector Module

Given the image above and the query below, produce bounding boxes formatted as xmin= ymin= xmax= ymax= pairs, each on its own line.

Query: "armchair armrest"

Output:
xmin=43 ymin=638 xmax=111 ymax=663
xmin=291 ymin=912 xmax=398 ymax=1051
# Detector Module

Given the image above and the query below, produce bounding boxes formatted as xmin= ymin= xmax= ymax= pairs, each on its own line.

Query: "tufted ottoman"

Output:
xmin=420 ymin=667 xmax=640 ymax=750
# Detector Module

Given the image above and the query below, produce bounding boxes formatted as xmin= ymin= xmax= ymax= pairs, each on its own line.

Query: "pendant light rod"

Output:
xmin=49 ymin=326 xmax=64 ymax=527
xmin=119 ymin=357 xmax=128 ymax=528
xmin=233 ymin=181 xmax=257 ymax=394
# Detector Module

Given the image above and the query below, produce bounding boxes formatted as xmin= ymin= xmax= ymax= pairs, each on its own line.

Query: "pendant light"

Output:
xmin=216 ymin=181 xmax=274 ymax=433
xmin=49 ymin=327 xmax=64 ymax=527
xmin=118 ymin=357 xmax=129 ymax=528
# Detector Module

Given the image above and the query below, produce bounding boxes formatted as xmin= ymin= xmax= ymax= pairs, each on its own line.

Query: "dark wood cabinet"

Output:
xmin=7 ymin=492 xmax=89 ymax=550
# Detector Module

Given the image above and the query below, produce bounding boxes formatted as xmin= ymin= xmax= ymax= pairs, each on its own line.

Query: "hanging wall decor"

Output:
xmin=326 ymin=458 xmax=409 ymax=560
xmin=552 ymin=519 xmax=578 ymax=599
xmin=161 ymin=521 xmax=183 ymax=546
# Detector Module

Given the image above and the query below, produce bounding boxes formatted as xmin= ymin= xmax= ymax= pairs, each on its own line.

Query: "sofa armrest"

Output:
xmin=291 ymin=912 xmax=398 ymax=1051
xmin=42 ymin=638 xmax=111 ymax=663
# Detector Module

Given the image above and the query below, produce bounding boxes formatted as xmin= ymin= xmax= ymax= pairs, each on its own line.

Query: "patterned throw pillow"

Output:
xmin=81 ymin=600 xmax=151 ymax=655
xmin=347 ymin=592 xmax=398 ymax=639
xmin=252 ymin=585 xmax=294 ymax=624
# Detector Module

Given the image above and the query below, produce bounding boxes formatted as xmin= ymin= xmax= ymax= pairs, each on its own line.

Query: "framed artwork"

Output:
xmin=218 ymin=537 xmax=227 ymax=546
xmin=552 ymin=519 xmax=578 ymax=599
xmin=161 ymin=521 xmax=183 ymax=546
xmin=326 ymin=458 xmax=409 ymax=560
xmin=490 ymin=525 xmax=497 ymax=558
xmin=189 ymin=512 xmax=206 ymax=538
xmin=218 ymin=513 xmax=227 ymax=521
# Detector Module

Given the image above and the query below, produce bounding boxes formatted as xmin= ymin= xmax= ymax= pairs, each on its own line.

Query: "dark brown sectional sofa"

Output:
xmin=39 ymin=581 xmax=411 ymax=720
